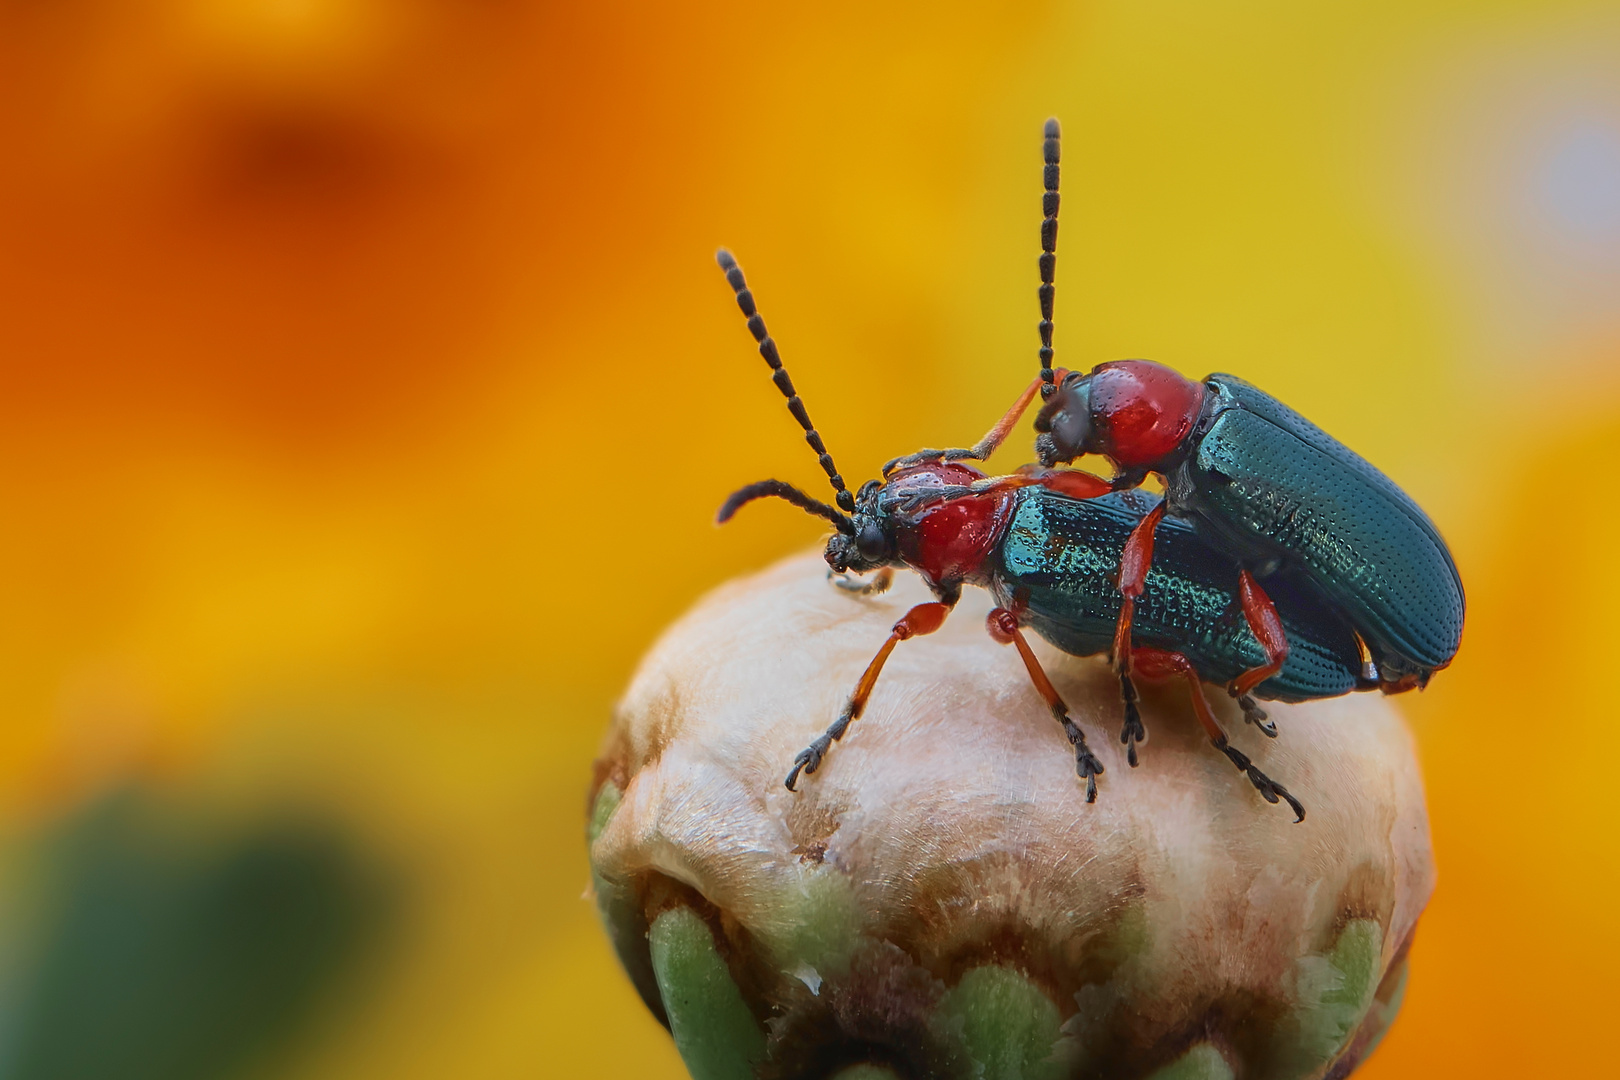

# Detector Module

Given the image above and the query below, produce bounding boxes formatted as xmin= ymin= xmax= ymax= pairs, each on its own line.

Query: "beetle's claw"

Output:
xmin=1076 ymin=749 xmax=1104 ymax=803
xmin=1055 ymin=715 xmax=1104 ymax=803
xmin=1235 ymin=693 xmax=1277 ymax=738
xmin=1268 ymin=778 xmax=1306 ymax=823
xmin=784 ymin=744 xmax=824 ymax=792
xmin=1213 ymin=736 xmax=1305 ymax=821
xmin=1246 ymin=767 xmax=1306 ymax=822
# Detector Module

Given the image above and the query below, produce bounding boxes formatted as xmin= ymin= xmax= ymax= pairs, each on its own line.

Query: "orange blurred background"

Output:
xmin=0 ymin=1 xmax=1614 ymax=1077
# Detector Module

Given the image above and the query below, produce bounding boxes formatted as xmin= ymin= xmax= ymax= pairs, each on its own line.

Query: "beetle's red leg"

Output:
xmin=987 ymin=607 xmax=1105 ymax=802
xmin=1227 ymin=570 xmax=1290 ymax=737
xmin=1132 ymin=646 xmax=1305 ymax=822
xmin=1130 ymin=647 xmax=1222 ymax=734
xmin=965 ymin=374 xmax=1047 ymax=462
xmin=971 ymin=466 xmax=1112 ymax=506
xmin=1112 ymin=500 xmax=1167 ymax=766
xmin=785 ymin=600 xmax=955 ymax=790
xmin=1020 ymin=465 xmax=1113 ymax=500
xmin=882 ymin=372 xmax=1060 ymax=474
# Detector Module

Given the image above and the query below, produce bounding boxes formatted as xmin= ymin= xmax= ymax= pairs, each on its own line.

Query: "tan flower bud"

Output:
xmin=590 ymin=552 xmax=1434 ymax=1080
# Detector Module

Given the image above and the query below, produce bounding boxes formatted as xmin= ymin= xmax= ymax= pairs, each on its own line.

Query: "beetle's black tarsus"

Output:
xmin=1118 ymin=670 xmax=1145 ymax=767
xmin=883 ymin=446 xmax=977 ymax=474
xmin=828 ymin=567 xmax=894 ymax=596
xmin=1053 ymin=705 xmax=1104 ymax=803
xmin=785 ymin=711 xmax=851 ymax=791
xmin=784 ymin=753 xmax=811 ymax=791
xmin=1213 ymin=736 xmax=1305 ymax=822
xmin=716 ymin=249 xmax=858 ymax=516
xmin=880 ymin=373 xmax=1049 ymax=476
xmin=1039 ymin=117 xmax=1061 ymax=392
xmin=1234 ymin=692 xmax=1278 ymax=737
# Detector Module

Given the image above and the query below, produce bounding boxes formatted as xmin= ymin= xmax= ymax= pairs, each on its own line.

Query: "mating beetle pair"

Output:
xmin=716 ymin=119 xmax=1463 ymax=820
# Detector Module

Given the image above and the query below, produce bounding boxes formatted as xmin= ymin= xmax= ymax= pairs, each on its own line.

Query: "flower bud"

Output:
xmin=590 ymin=552 xmax=1434 ymax=1080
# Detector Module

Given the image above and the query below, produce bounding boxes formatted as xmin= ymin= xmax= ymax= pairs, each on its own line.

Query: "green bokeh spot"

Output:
xmin=937 ymin=965 xmax=1071 ymax=1080
xmin=648 ymin=905 xmax=765 ymax=1080
xmin=1145 ymin=1043 xmax=1235 ymax=1080
xmin=0 ymin=791 xmax=394 ymax=1080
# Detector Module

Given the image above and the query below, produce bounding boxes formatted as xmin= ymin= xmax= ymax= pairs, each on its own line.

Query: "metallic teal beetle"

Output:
xmin=1030 ymin=360 xmax=1465 ymax=763
xmin=711 ymin=117 xmax=1461 ymax=822
xmin=888 ymin=116 xmax=1463 ymax=768
xmin=995 ymin=488 xmax=1369 ymax=708
xmin=714 ymin=247 xmax=1357 ymax=822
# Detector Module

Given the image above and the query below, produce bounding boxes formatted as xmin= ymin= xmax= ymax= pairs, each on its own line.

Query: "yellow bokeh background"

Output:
xmin=0 ymin=1 xmax=1615 ymax=1077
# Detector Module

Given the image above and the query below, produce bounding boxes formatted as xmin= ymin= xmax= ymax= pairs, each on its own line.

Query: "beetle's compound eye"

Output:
xmin=855 ymin=520 xmax=890 ymax=563
xmin=1034 ymin=373 xmax=1093 ymax=465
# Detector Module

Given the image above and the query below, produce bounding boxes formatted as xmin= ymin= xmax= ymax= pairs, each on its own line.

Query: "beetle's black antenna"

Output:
xmin=716 ymin=249 xmax=858 ymax=515
xmin=1038 ymin=117 xmax=1061 ymax=393
xmin=716 ymin=479 xmax=855 ymax=535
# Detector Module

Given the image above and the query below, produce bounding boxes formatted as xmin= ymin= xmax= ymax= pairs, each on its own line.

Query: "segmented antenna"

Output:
xmin=716 ymin=249 xmax=858 ymax=514
xmin=716 ymin=479 xmax=855 ymax=534
xmin=1038 ymin=117 xmax=1061 ymax=391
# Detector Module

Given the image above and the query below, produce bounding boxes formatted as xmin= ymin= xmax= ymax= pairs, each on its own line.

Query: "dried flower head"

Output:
xmin=590 ymin=552 xmax=1434 ymax=1080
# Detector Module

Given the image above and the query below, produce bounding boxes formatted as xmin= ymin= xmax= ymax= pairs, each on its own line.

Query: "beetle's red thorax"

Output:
xmin=886 ymin=463 xmax=1015 ymax=587
xmin=1091 ymin=360 xmax=1204 ymax=468
xmin=901 ymin=492 xmax=1016 ymax=585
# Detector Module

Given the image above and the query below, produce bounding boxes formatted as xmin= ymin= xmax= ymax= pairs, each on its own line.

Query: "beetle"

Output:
xmin=1021 ymin=369 xmax=1463 ymax=770
xmin=714 ymin=232 xmax=1341 ymax=817
xmin=1029 ymin=360 xmax=1464 ymax=680
xmin=880 ymin=123 xmax=1464 ymax=767
xmin=711 ymin=118 xmax=1456 ymax=817
xmin=722 ymin=441 xmax=1370 ymax=819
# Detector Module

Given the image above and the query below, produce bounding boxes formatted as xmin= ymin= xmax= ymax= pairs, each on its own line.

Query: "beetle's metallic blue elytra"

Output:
xmin=1038 ymin=362 xmax=1465 ymax=690
xmin=993 ymin=488 xmax=1366 ymax=701
xmin=1169 ymin=375 xmax=1464 ymax=687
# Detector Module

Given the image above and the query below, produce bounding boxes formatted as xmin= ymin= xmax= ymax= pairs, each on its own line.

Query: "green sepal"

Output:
xmin=586 ymin=783 xmax=667 ymax=1025
xmin=936 ymin=964 xmax=1075 ymax=1080
xmin=1145 ymin=1043 xmax=1236 ymax=1080
xmin=1270 ymin=917 xmax=1384 ymax=1078
xmin=648 ymin=905 xmax=765 ymax=1080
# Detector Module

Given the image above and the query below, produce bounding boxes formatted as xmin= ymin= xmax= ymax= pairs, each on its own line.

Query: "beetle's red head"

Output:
xmin=1034 ymin=360 xmax=1205 ymax=470
xmin=823 ymin=478 xmax=895 ymax=575
xmin=722 ymin=463 xmax=990 ymax=581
